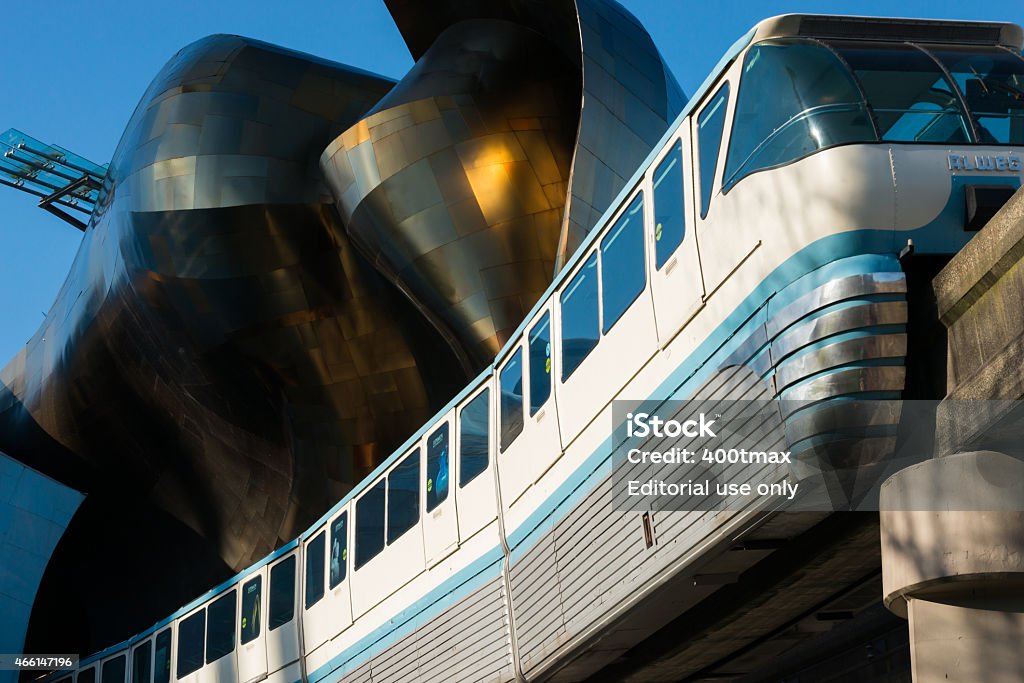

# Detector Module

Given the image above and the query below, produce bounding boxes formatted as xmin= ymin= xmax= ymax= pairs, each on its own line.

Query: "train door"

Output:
xmin=649 ymin=135 xmax=706 ymax=345
xmin=453 ymin=382 xmax=498 ymax=542
xmin=422 ymin=416 xmax=460 ymax=566
xmin=496 ymin=303 xmax=563 ymax=506
xmin=131 ymin=638 xmax=152 ymax=683
xmin=302 ymin=517 xmax=353 ymax=653
xmin=201 ymin=589 xmax=238 ymax=683
xmin=236 ymin=570 xmax=267 ymax=683
xmin=265 ymin=553 xmax=301 ymax=676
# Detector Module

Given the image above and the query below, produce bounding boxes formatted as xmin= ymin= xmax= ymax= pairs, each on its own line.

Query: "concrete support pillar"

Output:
xmin=880 ymin=450 xmax=1024 ymax=683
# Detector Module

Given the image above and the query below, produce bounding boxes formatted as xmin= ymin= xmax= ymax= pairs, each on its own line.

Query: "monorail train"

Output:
xmin=48 ymin=13 xmax=1024 ymax=683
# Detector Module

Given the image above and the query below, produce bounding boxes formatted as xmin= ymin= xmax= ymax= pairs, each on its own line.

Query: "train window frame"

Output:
xmin=304 ymin=531 xmax=326 ymax=609
xmin=240 ymin=575 xmax=261 ymax=645
xmin=101 ymin=655 xmax=126 ymax=683
xmin=559 ymin=251 xmax=600 ymax=382
xmin=426 ymin=423 xmax=450 ymax=512
xmin=355 ymin=479 xmax=386 ymax=569
xmin=329 ymin=512 xmax=348 ymax=589
xmin=652 ymin=139 xmax=686 ymax=269
xmin=528 ymin=311 xmax=552 ymax=416
xmin=153 ymin=629 xmax=171 ymax=683
xmin=78 ymin=669 xmax=96 ymax=683
xmin=459 ymin=388 xmax=490 ymax=487
xmin=176 ymin=610 xmax=205 ymax=679
xmin=696 ymin=81 xmax=730 ymax=219
xmin=205 ymin=589 xmax=236 ymax=664
xmin=132 ymin=640 xmax=151 ymax=683
xmin=499 ymin=347 xmax=525 ymax=450
xmin=600 ymin=192 xmax=647 ymax=334
xmin=387 ymin=449 xmax=420 ymax=544
xmin=268 ymin=555 xmax=296 ymax=630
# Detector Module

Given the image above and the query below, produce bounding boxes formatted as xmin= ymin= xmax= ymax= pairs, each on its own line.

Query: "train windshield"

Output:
xmin=725 ymin=37 xmax=1024 ymax=190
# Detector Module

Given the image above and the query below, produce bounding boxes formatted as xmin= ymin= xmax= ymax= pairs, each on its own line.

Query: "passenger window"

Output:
xmin=153 ymin=630 xmax=171 ymax=683
xmin=102 ymin=656 xmax=126 ymax=683
xmin=132 ymin=642 xmax=151 ymax=683
xmin=426 ymin=424 xmax=450 ymax=512
xmin=240 ymin=576 xmax=261 ymax=644
xmin=176 ymin=611 xmax=205 ymax=678
xmin=387 ymin=450 xmax=420 ymax=543
xmin=601 ymin=194 xmax=646 ymax=332
xmin=560 ymin=253 xmax=599 ymax=380
xmin=268 ymin=556 xmax=295 ymax=630
xmin=206 ymin=590 xmax=236 ymax=664
xmin=653 ymin=141 xmax=686 ymax=268
xmin=697 ymin=82 xmax=730 ymax=218
xmin=329 ymin=512 xmax=347 ymax=588
xmin=304 ymin=531 xmax=325 ymax=608
xmin=528 ymin=312 xmax=552 ymax=415
xmin=834 ymin=41 xmax=969 ymax=144
xmin=78 ymin=670 xmax=96 ymax=683
xmin=459 ymin=389 xmax=490 ymax=486
xmin=499 ymin=349 xmax=524 ymax=449
xmin=355 ymin=480 xmax=385 ymax=568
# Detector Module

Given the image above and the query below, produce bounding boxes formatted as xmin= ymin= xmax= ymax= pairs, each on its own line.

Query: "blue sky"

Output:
xmin=1 ymin=0 xmax=1022 ymax=365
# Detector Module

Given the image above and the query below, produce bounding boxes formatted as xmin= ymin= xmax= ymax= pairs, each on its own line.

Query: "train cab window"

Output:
xmin=528 ymin=312 xmax=552 ymax=415
xmin=329 ymin=513 xmax=347 ymax=588
xmin=426 ymin=423 xmax=450 ymax=512
xmin=560 ymin=253 xmax=599 ymax=380
xmin=926 ymin=46 xmax=1024 ymax=144
xmin=176 ymin=610 xmax=205 ymax=678
xmin=78 ymin=670 xmax=96 ymax=683
xmin=459 ymin=389 xmax=489 ymax=486
xmin=833 ymin=41 xmax=970 ymax=144
xmin=132 ymin=641 xmax=151 ymax=683
xmin=305 ymin=531 xmax=326 ymax=608
xmin=102 ymin=656 xmax=126 ymax=683
xmin=653 ymin=141 xmax=686 ymax=268
xmin=601 ymin=194 xmax=646 ymax=333
xmin=724 ymin=39 xmax=876 ymax=190
xmin=206 ymin=590 xmax=236 ymax=664
xmin=387 ymin=450 xmax=420 ymax=543
xmin=697 ymin=82 xmax=729 ymax=218
xmin=240 ymin=576 xmax=261 ymax=644
xmin=499 ymin=348 xmax=524 ymax=449
xmin=154 ymin=629 xmax=171 ymax=683
xmin=268 ymin=556 xmax=296 ymax=630
xmin=355 ymin=480 xmax=385 ymax=568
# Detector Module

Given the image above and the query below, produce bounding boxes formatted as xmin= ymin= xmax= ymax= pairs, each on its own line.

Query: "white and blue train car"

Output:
xmin=52 ymin=13 xmax=1024 ymax=683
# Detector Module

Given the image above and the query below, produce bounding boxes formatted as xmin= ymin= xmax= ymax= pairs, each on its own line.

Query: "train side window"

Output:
xmin=206 ymin=590 xmax=236 ymax=664
xmin=154 ymin=629 xmax=171 ymax=683
xmin=304 ymin=531 xmax=326 ymax=608
xmin=329 ymin=513 xmax=348 ymax=588
xmin=528 ymin=312 xmax=552 ymax=415
xmin=102 ymin=656 xmax=126 ymax=683
xmin=653 ymin=140 xmax=686 ymax=268
xmin=459 ymin=389 xmax=489 ymax=486
xmin=78 ymin=670 xmax=96 ymax=683
xmin=268 ymin=556 xmax=296 ymax=629
xmin=499 ymin=349 xmax=524 ymax=449
xmin=176 ymin=610 xmax=205 ymax=678
xmin=240 ymin=576 xmax=261 ymax=644
xmin=132 ymin=641 xmax=151 ymax=683
xmin=355 ymin=480 xmax=385 ymax=568
xmin=560 ymin=253 xmax=599 ymax=380
xmin=387 ymin=450 xmax=420 ymax=543
xmin=697 ymin=82 xmax=730 ymax=218
xmin=426 ymin=424 xmax=450 ymax=512
xmin=601 ymin=194 xmax=646 ymax=333
xmin=926 ymin=46 xmax=1024 ymax=144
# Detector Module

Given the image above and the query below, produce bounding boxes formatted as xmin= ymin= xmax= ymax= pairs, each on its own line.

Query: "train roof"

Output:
xmin=750 ymin=14 xmax=1023 ymax=50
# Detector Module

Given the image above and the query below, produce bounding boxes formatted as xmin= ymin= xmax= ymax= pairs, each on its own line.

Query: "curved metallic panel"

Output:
xmin=766 ymin=271 xmax=907 ymax=338
xmin=771 ymin=301 xmax=909 ymax=362
xmin=780 ymin=366 xmax=907 ymax=404
xmin=774 ymin=333 xmax=908 ymax=390
xmin=1 ymin=35 xmax=467 ymax=652
xmin=325 ymin=0 xmax=684 ymax=367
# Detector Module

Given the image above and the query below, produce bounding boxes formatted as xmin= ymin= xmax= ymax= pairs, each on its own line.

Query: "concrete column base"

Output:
xmin=880 ymin=451 xmax=1024 ymax=683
